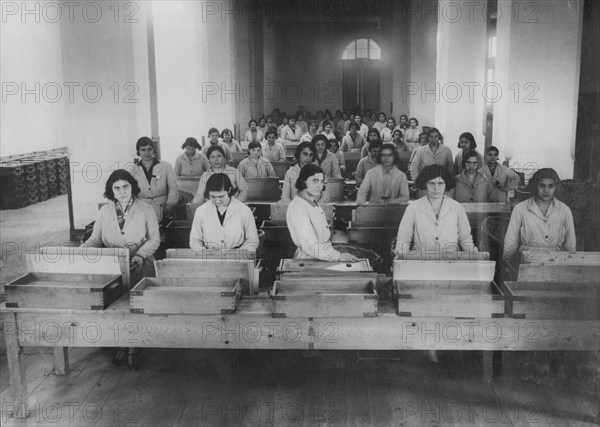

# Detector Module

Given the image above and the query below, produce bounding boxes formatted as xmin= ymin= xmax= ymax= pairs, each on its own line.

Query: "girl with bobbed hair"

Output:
xmin=454 ymin=132 xmax=483 ymax=175
xmin=286 ymin=164 xmax=358 ymax=262
xmin=221 ymin=128 xmax=243 ymax=153
xmin=409 ymin=127 xmax=454 ymax=182
xmin=357 ymin=143 xmax=409 ymax=205
xmin=128 ymin=136 xmax=178 ymax=222
xmin=174 ymin=137 xmax=209 ymax=177
xmin=191 ymin=145 xmax=248 ymax=205
xmin=312 ymin=134 xmax=341 ymax=179
xmin=244 ymin=119 xmax=264 ymax=146
xmin=262 ymin=127 xmax=286 ymax=162
xmin=503 ymin=168 xmax=575 ymax=260
xmin=280 ymin=141 xmax=322 ymax=203
xmin=238 ymin=141 xmax=276 ymax=178
xmin=189 ymin=173 xmax=259 ymax=252
xmin=82 ymin=169 xmax=160 ymax=275
xmin=403 ymin=117 xmax=421 ymax=145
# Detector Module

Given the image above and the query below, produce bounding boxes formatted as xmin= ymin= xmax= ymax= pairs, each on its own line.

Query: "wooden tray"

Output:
xmin=503 ymin=281 xmax=600 ymax=320
xmin=130 ymin=277 xmax=241 ymax=314
xmin=517 ymin=264 xmax=598 ymax=282
xmin=520 ymin=250 xmax=600 ymax=266
xmin=393 ymin=260 xmax=496 ymax=282
xmin=271 ymin=277 xmax=378 ymax=318
xmin=5 ymin=272 xmax=124 ymax=310
xmin=277 ymin=259 xmax=374 ymax=278
xmin=394 ymin=280 xmax=505 ymax=318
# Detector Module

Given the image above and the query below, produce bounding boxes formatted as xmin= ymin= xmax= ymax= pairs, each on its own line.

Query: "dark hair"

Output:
xmin=266 ymin=115 xmax=273 ymax=122
xmin=329 ymin=139 xmax=340 ymax=148
xmin=206 ymin=145 xmax=225 ymax=159
xmin=461 ymin=150 xmax=480 ymax=169
xmin=419 ymin=132 xmax=428 ymax=139
xmin=392 ymin=128 xmax=403 ymax=138
xmin=387 ymin=117 xmax=397 ymax=127
xmin=378 ymin=112 xmax=387 ymax=120
xmin=221 ymin=128 xmax=233 ymax=138
xmin=458 ymin=132 xmax=477 ymax=149
xmin=415 ymin=165 xmax=456 ymax=190
xmin=248 ymin=119 xmax=257 ymax=127
xmin=487 ymin=145 xmax=499 ymax=155
xmin=308 ymin=120 xmax=318 ymax=130
xmin=528 ymin=168 xmax=561 ymax=194
xmin=427 ymin=127 xmax=443 ymax=140
xmin=104 ymin=169 xmax=141 ymax=201
xmin=368 ymin=128 xmax=381 ymax=139
xmin=349 ymin=122 xmax=360 ymax=131
xmin=409 ymin=117 xmax=419 ymax=126
xmin=295 ymin=164 xmax=325 ymax=192
xmin=247 ymin=141 xmax=261 ymax=151
xmin=204 ymin=173 xmax=236 ymax=199
xmin=259 ymin=117 xmax=266 ymax=124
xmin=311 ymin=133 xmax=331 ymax=150
xmin=368 ymin=138 xmax=383 ymax=152
xmin=181 ymin=137 xmax=201 ymax=150
xmin=321 ymin=120 xmax=332 ymax=130
xmin=208 ymin=127 xmax=219 ymax=137
xmin=294 ymin=141 xmax=315 ymax=161
xmin=136 ymin=136 xmax=153 ymax=154
xmin=265 ymin=128 xmax=278 ymax=139
xmin=377 ymin=143 xmax=401 ymax=165
xmin=399 ymin=114 xmax=408 ymax=121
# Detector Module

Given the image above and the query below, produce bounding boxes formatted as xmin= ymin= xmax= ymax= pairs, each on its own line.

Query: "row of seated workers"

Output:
xmin=82 ymin=121 xmax=576 ymax=278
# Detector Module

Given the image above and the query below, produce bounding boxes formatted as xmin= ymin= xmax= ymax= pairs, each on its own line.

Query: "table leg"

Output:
xmin=482 ymin=351 xmax=493 ymax=383
xmin=3 ymin=313 xmax=28 ymax=419
xmin=53 ymin=347 xmax=69 ymax=375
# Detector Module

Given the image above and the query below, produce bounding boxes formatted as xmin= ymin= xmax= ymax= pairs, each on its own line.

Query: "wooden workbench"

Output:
xmin=3 ymin=295 xmax=599 ymax=419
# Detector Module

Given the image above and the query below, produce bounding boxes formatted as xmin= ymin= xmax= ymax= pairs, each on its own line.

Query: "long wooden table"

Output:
xmin=3 ymin=296 xmax=599 ymax=419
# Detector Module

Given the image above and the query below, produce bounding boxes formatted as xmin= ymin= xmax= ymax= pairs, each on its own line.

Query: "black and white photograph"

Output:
xmin=1 ymin=0 xmax=599 ymax=425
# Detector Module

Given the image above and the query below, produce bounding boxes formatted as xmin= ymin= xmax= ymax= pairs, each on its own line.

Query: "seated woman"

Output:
xmin=481 ymin=146 xmax=521 ymax=202
xmin=403 ymin=117 xmax=421 ymax=146
xmin=261 ymin=128 xmax=287 ymax=162
xmin=329 ymin=139 xmax=346 ymax=175
xmin=281 ymin=117 xmax=303 ymax=145
xmin=202 ymin=127 xmax=233 ymax=161
xmin=221 ymin=128 xmax=242 ymax=153
xmin=355 ymin=138 xmax=382 ymax=187
xmin=174 ymin=137 xmax=209 ymax=176
xmin=409 ymin=127 xmax=454 ymax=182
xmin=361 ymin=128 xmax=382 ymax=158
xmin=190 ymin=173 xmax=259 ymax=252
xmin=398 ymin=114 xmax=409 ymax=131
xmin=257 ymin=117 xmax=268 ymax=134
xmin=373 ymin=112 xmax=387 ymax=132
xmin=503 ymin=168 xmax=575 ymax=261
xmin=357 ymin=143 xmax=410 ymax=205
xmin=319 ymin=120 xmax=337 ymax=141
xmin=82 ymin=169 xmax=160 ymax=276
xmin=243 ymin=119 xmax=264 ymax=148
xmin=277 ymin=116 xmax=289 ymax=138
xmin=296 ymin=112 xmax=308 ymax=134
xmin=128 ymin=137 xmax=178 ymax=222
xmin=191 ymin=146 xmax=248 ymax=205
xmin=238 ymin=141 xmax=276 ymax=178
xmin=286 ymin=164 xmax=358 ymax=262
xmin=454 ymin=132 xmax=483 ymax=175
xmin=280 ymin=141 xmax=329 ymax=203
xmin=312 ymin=134 xmax=342 ymax=179
xmin=300 ymin=120 xmax=318 ymax=143
xmin=391 ymin=129 xmax=412 ymax=167
xmin=451 ymin=150 xmax=493 ymax=203
xmin=395 ymin=164 xmax=475 ymax=256
xmin=340 ymin=122 xmax=366 ymax=152
xmin=380 ymin=117 xmax=397 ymax=143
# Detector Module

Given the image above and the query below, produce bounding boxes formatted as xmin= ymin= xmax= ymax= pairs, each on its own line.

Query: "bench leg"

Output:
xmin=53 ymin=347 xmax=69 ymax=375
xmin=482 ymin=351 xmax=494 ymax=383
xmin=3 ymin=313 xmax=29 ymax=419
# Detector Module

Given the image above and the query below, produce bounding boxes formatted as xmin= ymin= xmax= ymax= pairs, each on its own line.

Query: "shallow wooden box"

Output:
xmin=394 ymin=280 xmax=505 ymax=318
xmin=130 ymin=277 xmax=242 ymax=315
xmin=5 ymin=272 xmax=124 ymax=310
xmin=271 ymin=277 xmax=378 ymax=318
xmin=277 ymin=258 xmax=375 ymax=280
xmin=503 ymin=281 xmax=600 ymax=320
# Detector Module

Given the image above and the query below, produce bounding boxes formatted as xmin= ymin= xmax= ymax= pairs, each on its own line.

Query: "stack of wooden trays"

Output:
xmin=271 ymin=259 xmax=379 ymax=318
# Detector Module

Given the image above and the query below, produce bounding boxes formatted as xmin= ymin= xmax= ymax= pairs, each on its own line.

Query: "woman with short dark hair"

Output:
xmin=244 ymin=119 xmax=264 ymax=146
xmin=312 ymin=134 xmax=341 ymax=179
xmin=395 ymin=164 xmax=475 ymax=256
xmin=189 ymin=173 xmax=258 ymax=252
xmin=191 ymin=145 xmax=248 ymax=205
xmin=451 ymin=150 xmax=493 ymax=203
xmin=454 ymin=132 xmax=483 ymax=175
xmin=286 ymin=164 xmax=358 ymax=262
xmin=503 ymin=168 xmax=575 ymax=260
xmin=238 ymin=141 xmax=276 ymax=178
xmin=357 ymin=143 xmax=409 ymax=205
xmin=82 ymin=169 xmax=160 ymax=274
xmin=128 ymin=136 xmax=178 ymax=222
xmin=174 ymin=137 xmax=209 ymax=177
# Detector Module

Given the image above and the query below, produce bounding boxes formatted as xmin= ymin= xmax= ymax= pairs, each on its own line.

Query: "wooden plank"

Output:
xmin=396 ymin=251 xmax=490 ymax=261
xmin=393 ymin=260 xmax=496 ymax=282
xmin=395 ymin=280 xmax=499 ymax=293
xmin=517 ymin=264 xmax=599 ymax=282
xmin=53 ymin=347 xmax=69 ymax=375
xmin=521 ymin=250 xmax=600 ymax=265
xmin=3 ymin=313 xmax=28 ymax=419
xmin=246 ymin=178 xmax=282 ymax=201
xmin=154 ymin=259 xmax=251 ymax=282
xmin=396 ymin=293 xmax=505 ymax=318
xmin=353 ymin=205 xmax=407 ymax=224
xmin=36 ymin=246 xmax=130 ymax=288
xmin=176 ymin=176 xmax=201 ymax=195
xmin=278 ymin=258 xmax=372 ymax=275
xmin=166 ymin=248 xmax=256 ymax=261
xmin=270 ymin=203 xmax=334 ymax=223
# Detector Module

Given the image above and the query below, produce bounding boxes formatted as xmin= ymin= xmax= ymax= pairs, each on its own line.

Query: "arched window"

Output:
xmin=341 ymin=38 xmax=381 ymax=60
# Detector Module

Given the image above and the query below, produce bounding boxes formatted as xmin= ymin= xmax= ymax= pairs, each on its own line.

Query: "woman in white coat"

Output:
xmin=189 ymin=173 xmax=258 ymax=253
